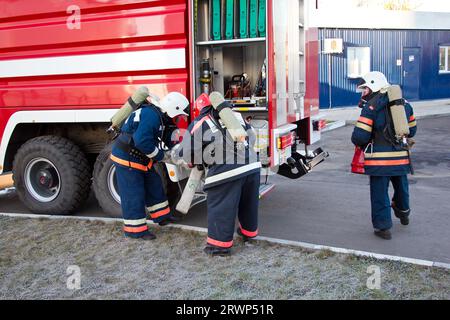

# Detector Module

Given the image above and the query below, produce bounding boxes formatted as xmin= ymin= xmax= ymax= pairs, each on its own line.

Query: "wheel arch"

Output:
xmin=1 ymin=109 xmax=118 ymax=174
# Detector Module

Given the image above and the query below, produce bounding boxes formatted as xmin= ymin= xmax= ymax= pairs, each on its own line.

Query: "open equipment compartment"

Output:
xmin=193 ymin=0 xmax=268 ymax=103
xmin=192 ymin=0 xmax=271 ymax=163
xmin=190 ymin=0 xmax=323 ymax=170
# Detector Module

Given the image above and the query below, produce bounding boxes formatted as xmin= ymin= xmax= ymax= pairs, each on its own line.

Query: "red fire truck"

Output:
xmin=0 ymin=0 xmax=327 ymax=217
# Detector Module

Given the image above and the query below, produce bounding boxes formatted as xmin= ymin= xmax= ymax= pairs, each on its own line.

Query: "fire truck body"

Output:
xmin=0 ymin=0 xmax=326 ymax=216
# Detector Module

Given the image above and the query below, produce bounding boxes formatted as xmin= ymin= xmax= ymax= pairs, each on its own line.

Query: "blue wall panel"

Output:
xmin=319 ymin=29 xmax=450 ymax=108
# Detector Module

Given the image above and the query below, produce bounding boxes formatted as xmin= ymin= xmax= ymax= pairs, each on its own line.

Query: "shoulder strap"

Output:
xmin=382 ymin=97 xmax=403 ymax=148
xmin=366 ymin=92 xmax=383 ymax=108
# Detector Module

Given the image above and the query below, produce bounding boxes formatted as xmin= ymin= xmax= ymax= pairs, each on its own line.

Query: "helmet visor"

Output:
xmin=356 ymin=78 xmax=367 ymax=92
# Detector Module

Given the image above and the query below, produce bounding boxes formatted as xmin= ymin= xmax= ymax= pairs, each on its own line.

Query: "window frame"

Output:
xmin=439 ymin=45 xmax=450 ymax=74
xmin=346 ymin=46 xmax=371 ymax=79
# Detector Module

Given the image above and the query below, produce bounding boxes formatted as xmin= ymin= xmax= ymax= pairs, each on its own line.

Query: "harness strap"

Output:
xmin=115 ymin=134 xmax=150 ymax=162
xmin=110 ymin=155 xmax=153 ymax=171
xmin=128 ymin=97 xmax=141 ymax=111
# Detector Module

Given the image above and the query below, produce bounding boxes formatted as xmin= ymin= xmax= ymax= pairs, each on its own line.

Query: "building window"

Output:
xmin=439 ymin=46 xmax=450 ymax=73
xmin=347 ymin=47 xmax=371 ymax=78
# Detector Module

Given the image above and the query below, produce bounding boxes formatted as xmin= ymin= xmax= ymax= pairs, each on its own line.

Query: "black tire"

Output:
xmin=93 ymin=144 xmax=182 ymax=218
xmin=13 ymin=136 xmax=91 ymax=215
xmin=92 ymin=143 xmax=122 ymax=218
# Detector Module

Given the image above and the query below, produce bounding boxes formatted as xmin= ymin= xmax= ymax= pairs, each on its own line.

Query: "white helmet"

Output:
xmin=358 ymin=71 xmax=390 ymax=93
xmin=159 ymin=92 xmax=189 ymax=118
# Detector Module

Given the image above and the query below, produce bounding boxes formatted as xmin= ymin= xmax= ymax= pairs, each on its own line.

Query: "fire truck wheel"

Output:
xmin=92 ymin=144 xmax=182 ymax=218
xmin=92 ymin=143 xmax=122 ymax=218
xmin=13 ymin=136 xmax=91 ymax=215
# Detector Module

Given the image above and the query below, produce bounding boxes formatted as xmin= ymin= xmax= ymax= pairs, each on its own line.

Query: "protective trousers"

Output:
xmin=114 ymin=164 xmax=171 ymax=238
xmin=206 ymin=172 xmax=260 ymax=248
xmin=370 ymin=175 xmax=410 ymax=230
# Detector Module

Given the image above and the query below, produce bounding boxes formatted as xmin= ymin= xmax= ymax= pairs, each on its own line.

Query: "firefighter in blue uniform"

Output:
xmin=111 ymin=92 xmax=190 ymax=240
xmin=175 ymin=93 xmax=261 ymax=256
xmin=352 ymin=72 xmax=417 ymax=240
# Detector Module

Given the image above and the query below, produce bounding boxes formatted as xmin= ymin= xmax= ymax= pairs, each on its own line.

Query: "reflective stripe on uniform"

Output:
xmin=409 ymin=121 xmax=417 ymax=128
xmin=134 ymin=109 xmax=142 ymax=122
xmin=364 ymin=151 xmax=409 ymax=159
xmin=191 ymin=115 xmax=211 ymax=135
xmin=239 ymin=225 xmax=258 ymax=238
xmin=150 ymin=207 xmax=171 ymax=219
xmin=123 ymin=225 xmax=148 ymax=233
xmin=123 ymin=218 xmax=147 ymax=226
xmin=356 ymin=122 xmax=372 ymax=133
xmin=110 ymin=154 xmax=153 ymax=171
xmin=365 ymin=159 xmax=410 ymax=166
xmin=146 ymin=147 xmax=160 ymax=159
xmin=205 ymin=118 xmax=219 ymax=133
xmin=358 ymin=117 xmax=374 ymax=126
xmin=147 ymin=201 xmax=169 ymax=213
xmin=205 ymin=162 xmax=262 ymax=186
xmin=207 ymin=237 xmax=233 ymax=248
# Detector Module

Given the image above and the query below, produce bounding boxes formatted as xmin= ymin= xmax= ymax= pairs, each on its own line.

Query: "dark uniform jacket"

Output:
xmin=111 ymin=104 xmax=175 ymax=171
xmin=351 ymin=93 xmax=417 ymax=177
xmin=178 ymin=106 xmax=261 ymax=190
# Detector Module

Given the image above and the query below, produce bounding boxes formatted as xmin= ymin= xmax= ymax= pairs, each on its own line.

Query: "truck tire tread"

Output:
xmin=12 ymin=135 xmax=91 ymax=215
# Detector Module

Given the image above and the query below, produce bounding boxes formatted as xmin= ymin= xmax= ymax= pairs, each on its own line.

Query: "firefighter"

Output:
xmin=111 ymin=92 xmax=190 ymax=240
xmin=175 ymin=93 xmax=261 ymax=256
xmin=351 ymin=71 xmax=417 ymax=240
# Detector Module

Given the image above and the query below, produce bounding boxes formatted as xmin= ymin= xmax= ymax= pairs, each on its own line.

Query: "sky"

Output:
xmin=318 ymin=0 xmax=450 ymax=12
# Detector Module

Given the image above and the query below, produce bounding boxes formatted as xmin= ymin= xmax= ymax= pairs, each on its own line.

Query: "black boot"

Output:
xmin=126 ymin=232 xmax=157 ymax=241
xmin=392 ymin=203 xmax=410 ymax=226
xmin=159 ymin=216 xmax=180 ymax=227
xmin=374 ymin=229 xmax=392 ymax=240
xmin=236 ymin=227 xmax=250 ymax=242
xmin=204 ymin=245 xmax=231 ymax=257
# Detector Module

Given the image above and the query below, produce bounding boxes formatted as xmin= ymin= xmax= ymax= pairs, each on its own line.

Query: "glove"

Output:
xmin=169 ymin=144 xmax=192 ymax=169
xmin=406 ymin=138 xmax=416 ymax=150
xmin=161 ymin=151 xmax=174 ymax=164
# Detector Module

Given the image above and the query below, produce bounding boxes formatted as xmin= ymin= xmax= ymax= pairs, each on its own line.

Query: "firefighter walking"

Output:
xmin=111 ymin=92 xmax=189 ymax=240
xmin=175 ymin=93 xmax=261 ymax=256
xmin=352 ymin=72 xmax=417 ymax=240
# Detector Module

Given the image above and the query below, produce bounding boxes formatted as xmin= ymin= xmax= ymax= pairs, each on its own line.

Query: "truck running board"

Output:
xmin=185 ymin=192 xmax=207 ymax=212
xmin=180 ymin=184 xmax=274 ymax=215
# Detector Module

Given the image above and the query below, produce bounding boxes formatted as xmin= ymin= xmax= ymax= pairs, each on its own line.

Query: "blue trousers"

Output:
xmin=370 ymin=175 xmax=410 ymax=230
xmin=114 ymin=164 xmax=171 ymax=238
xmin=206 ymin=172 xmax=260 ymax=248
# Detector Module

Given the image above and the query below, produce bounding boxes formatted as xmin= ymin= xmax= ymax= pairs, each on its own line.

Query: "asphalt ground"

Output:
xmin=1 ymin=117 xmax=449 ymax=264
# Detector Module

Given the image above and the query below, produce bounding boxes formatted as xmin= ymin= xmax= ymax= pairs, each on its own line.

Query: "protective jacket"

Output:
xmin=111 ymin=104 xmax=175 ymax=170
xmin=178 ymin=106 xmax=261 ymax=190
xmin=111 ymin=104 xmax=175 ymax=237
xmin=351 ymin=93 xmax=417 ymax=177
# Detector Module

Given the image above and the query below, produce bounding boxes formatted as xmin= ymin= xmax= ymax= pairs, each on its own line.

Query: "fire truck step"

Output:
xmin=259 ymin=183 xmax=275 ymax=199
xmin=0 ymin=173 xmax=13 ymax=190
